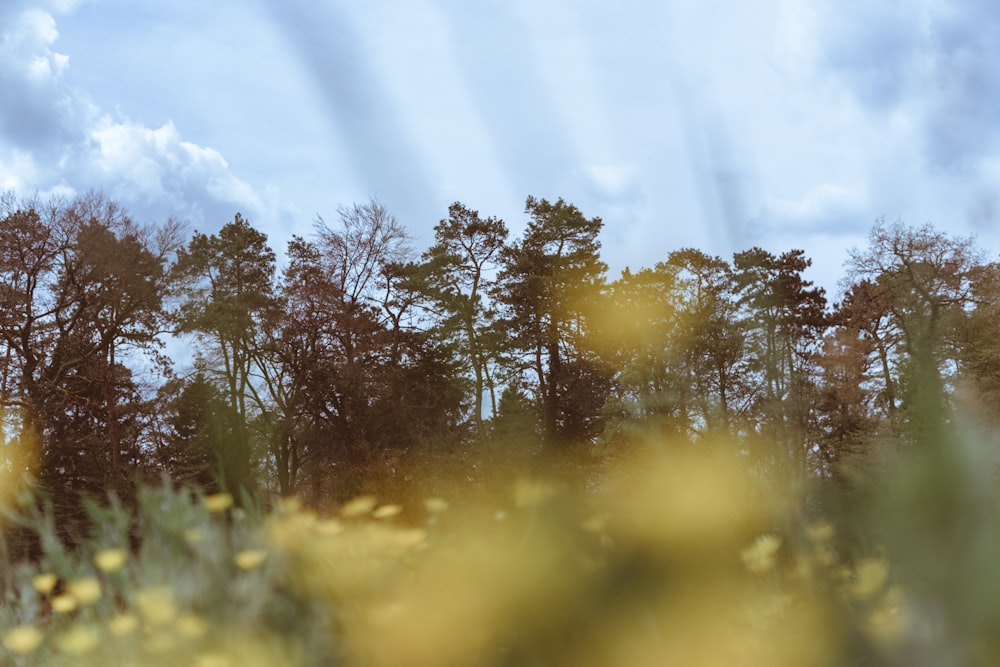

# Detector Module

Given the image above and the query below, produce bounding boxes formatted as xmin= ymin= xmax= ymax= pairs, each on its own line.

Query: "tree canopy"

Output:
xmin=1 ymin=190 xmax=997 ymax=525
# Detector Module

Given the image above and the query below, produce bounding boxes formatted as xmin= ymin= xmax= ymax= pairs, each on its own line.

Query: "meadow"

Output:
xmin=3 ymin=410 xmax=999 ymax=667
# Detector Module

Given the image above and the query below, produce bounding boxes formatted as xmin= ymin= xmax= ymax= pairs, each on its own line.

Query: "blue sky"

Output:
xmin=2 ymin=0 xmax=999 ymax=296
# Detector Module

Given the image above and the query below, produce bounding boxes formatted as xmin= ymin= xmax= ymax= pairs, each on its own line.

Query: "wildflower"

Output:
xmin=741 ymin=534 xmax=782 ymax=574
xmin=372 ymin=504 xmax=403 ymax=519
xmin=31 ymin=572 xmax=58 ymax=595
xmin=195 ymin=652 xmax=233 ymax=667
xmin=204 ymin=493 xmax=234 ymax=513
xmin=581 ymin=513 xmax=611 ymax=533
xmin=848 ymin=557 xmax=889 ymax=600
xmin=67 ymin=578 xmax=102 ymax=605
xmin=94 ymin=547 xmax=127 ymax=573
xmin=806 ymin=521 xmax=835 ymax=543
xmin=176 ymin=613 xmax=209 ymax=639
xmin=340 ymin=495 xmax=377 ymax=518
xmin=108 ymin=613 xmax=139 ymax=637
xmin=235 ymin=549 xmax=267 ymax=570
xmin=395 ymin=528 xmax=428 ymax=548
xmin=144 ymin=632 xmax=176 ymax=654
xmin=314 ymin=518 xmax=343 ymax=536
xmin=2 ymin=625 xmax=43 ymax=655
xmin=514 ymin=478 xmax=556 ymax=508
xmin=866 ymin=586 xmax=906 ymax=645
xmin=185 ymin=528 xmax=205 ymax=543
xmin=59 ymin=625 xmax=99 ymax=655
xmin=135 ymin=586 xmax=178 ymax=626
xmin=277 ymin=496 xmax=301 ymax=514
xmin=424 ymin=497 xmax=449 ymax=514
xmin=50 ymin=593 xmax=77 ymax=613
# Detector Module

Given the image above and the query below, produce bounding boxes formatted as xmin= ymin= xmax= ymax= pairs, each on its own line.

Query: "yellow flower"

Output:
xmin=848 ymin=557 xmax=890 ymax=601
xmin=423 ymin=497 xmax=449 ymax=514
xmin=340 ymin=495 xmax=377 ymax=518
xmin=94 ymin=547 xmax=127 ymax=573
xmin=276 ymin=496 xmax=301 ymax=514
xmin=2 ymin=626 xmax=44 ymax=655
xmin=741 ymin=534 xmax=782 ymax=574
xmin=175 ymin=613 xmax=209 ymax=639
xmin=204 ymin=493 xmax=234 ymax=513
xmin=108 ymin=613 xmax=139 ymax=637
xmin=314 ymin=518 xmax=343 ymax=536
xmin=806 ymin=521 xmax=835 ymax=543
xmin=234 ymin=549 xmax=267 ymax=570
xmin=67 ymin=577 xmax=102 ymax=605
xmin=143 ymin=632 xmax=176 ymax=654
xmin=59 ymin=625 xmax=99 ymax=655
xmin=185 ymin=528 xmax=205 ymax=543
xmin=135 ymin=586 xmax=178 ymax=626
xmin=31 ymin=572 xmax=58 ymax=595
xmin=372 ymin=504 xmax=403 ymax=519
xmin=195 ymin=652 xmax=233 ymax=667
xmin=514 ymin=478 xmax=556 ymax=508
xmin=50 ymin=593 xmax=77 ymax=613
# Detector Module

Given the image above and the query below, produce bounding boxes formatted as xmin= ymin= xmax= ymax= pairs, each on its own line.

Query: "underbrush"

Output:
xmin=2 ymin=423 xmax=1000 ymax=666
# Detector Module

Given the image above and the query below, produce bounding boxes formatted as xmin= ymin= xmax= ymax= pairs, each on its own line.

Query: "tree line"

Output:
xmin=1 ymin=190 xmax=997 ymax=527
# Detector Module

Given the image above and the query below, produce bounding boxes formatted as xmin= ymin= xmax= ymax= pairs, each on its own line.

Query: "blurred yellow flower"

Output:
xmin=235 ymin=549 xmax=267 ymax=570
xmin=514 ymin=478 xmax=556 ymax=508
xmin=195 ymin=652 xmax=233 ymax=667
xmin=424 ymin=497 xmax=449 ymax=514
xmin=277 ymin=496 xmax=301 ymax=514
xmin=94 ymin=547 xmax=127 ymax=573
xmin=144 ymin=632 xmax=176 ymax=654
xmin=806 ymin=521 xmax=835 ymax=543
xmin=176 ymin=613 xmax=209 ymax=639
xmin=848 ymin=557 xmax=889 ymax=601
xmin=741 ymin=534 xmax=782 ymax=574
xmin=136 ymin=586 xmax=178 ymax=626
xmin=204 ymin=493 xmax=234 ymax=513
xmin=372 ymin=504 xmax=403 ymax=519
xmin=314 ymin=518 xmax=343 ymax=536
xmin=866 ymin=586 xmax=906 ymax=646
xmin=395 ymin=528 xmax=428 ymax=548
xmin=108 ymin=613 xmax=139 ymax=637
xmin=59 ymin=625 xmax=99 ymax=655
xmin=67 ymin=577 xmax=102 ymax=605
xmin=2 ymin=625 xmax=43 ymax=655
xmin=340 ymin=495 xmax=377 ymax=518
xmin=50 ymin=593 xmax=77 ymax=613
xmin=185 ymin=528 xmax=205 ymax=543
xmin=31 ymin=572 xmax=58 ymax=595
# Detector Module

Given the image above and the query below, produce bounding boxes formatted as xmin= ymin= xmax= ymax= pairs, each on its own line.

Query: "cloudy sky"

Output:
xmin=2 ymin=0 xmax=999 ymax=296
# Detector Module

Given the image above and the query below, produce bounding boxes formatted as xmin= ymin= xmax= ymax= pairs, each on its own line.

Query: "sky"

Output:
xmin=2 ymin=0 xmax=1000 ymax=298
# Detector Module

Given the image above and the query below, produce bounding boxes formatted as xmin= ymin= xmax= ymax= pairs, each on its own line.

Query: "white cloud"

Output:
xmin=0 ymin=149 xmax=39 ymax=191
xmin=85 ymin=118 xmax=263 ymax=223
xmin=764 ymin=184 xmax=867 ymax=227
xmin=0 ymin=4 xmax=269 ymax=230
xmin=1 ymin=9 xmax=68 ymax=82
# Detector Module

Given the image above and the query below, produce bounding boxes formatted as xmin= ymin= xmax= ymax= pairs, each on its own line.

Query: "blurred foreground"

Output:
xmin=2 ymin=412 xmax=1000 ymax=667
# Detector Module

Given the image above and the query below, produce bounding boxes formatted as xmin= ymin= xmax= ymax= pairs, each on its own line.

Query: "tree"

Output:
xmin=666 ymin=249 xmax=749 ymax=437
xmin=0 ymin=192 xmax=178 ymax=527
xmin=414 ymin=202 xmax=509 ymax=437
xmin=732 ymin=247 xmax=827 ymax=471
xmin=173 ymin=213 xmax=278 ymax=498
xmin=273 ymin=201 xmax=463 ymax=502
xmin=959 ymin=262 xmax=1000 ymax=415
xmin=813 ymin=328 xmax=878 ymax=475
xmin=156 ymin=374 xmax=249 ymax=493
xmin=495 ymin=196 xmax=609 ymax=446
xmin=844 ymin=219 xmax=982 ymax=438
